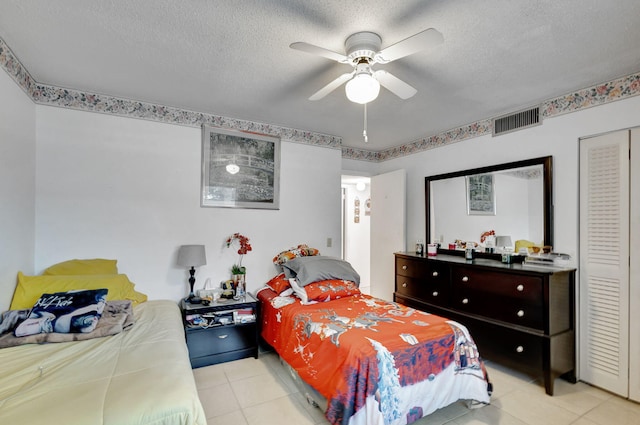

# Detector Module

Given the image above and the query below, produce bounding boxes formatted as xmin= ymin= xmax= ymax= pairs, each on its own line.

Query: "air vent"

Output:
xmin=492 ymin=106 xmax=541 ymax=136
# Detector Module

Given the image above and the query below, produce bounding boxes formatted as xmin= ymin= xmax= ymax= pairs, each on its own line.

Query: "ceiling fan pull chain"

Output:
xmin=363 ymin=103 xmax=368 ymax=143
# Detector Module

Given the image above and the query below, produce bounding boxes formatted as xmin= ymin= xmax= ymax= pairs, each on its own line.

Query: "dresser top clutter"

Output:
xmin=403 ymin=251 xmax=574 ymax=272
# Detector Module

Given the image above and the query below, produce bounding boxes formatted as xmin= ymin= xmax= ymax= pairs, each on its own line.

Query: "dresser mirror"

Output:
xmin=425 ymin=156 xmax=553 ymax=257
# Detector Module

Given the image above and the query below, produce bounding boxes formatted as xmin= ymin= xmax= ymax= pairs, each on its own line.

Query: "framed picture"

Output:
xmin=201 ymin=125 xmax=280 ymax=209
xmin=466 ymin=174 xmax=496 ymax=215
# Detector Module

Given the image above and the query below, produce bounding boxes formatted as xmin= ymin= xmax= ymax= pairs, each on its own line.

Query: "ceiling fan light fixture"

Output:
xmin=345 ymin=73 xmax=380 ymax=104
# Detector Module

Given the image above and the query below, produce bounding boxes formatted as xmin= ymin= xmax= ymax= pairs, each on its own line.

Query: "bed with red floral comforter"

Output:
xmin=257 ymin=286 xmax=491 ymax=425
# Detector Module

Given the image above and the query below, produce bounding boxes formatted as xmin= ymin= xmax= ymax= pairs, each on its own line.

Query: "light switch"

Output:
xmin=326 ymin=237 xmax=332 ymax=247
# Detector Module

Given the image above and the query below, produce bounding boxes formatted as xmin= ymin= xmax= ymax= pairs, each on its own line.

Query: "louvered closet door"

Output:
xmin=629 ymin=128 xmax=640 ymax=402
xmin=579 ymin=130 xmax=630 ymax=397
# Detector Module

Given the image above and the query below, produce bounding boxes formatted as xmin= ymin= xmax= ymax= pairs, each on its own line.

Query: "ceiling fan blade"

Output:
xmin=309 ymin=72 xmax=354 ymax=100
xmin=375 ymin=28 xmax=443 ymax=63
xmin=373 ymin=70 xmax=417 ymax=99
xmin=290 ymin=42 xmax=349 ymax=63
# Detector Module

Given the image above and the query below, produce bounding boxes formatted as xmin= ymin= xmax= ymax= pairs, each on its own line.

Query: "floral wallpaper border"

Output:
xmin=361 ymin=72 xmax=640 ymax=162
xmin=2 ymin=36 xmax=639 ymax=162
xmin=0 ymin=37 xmax=341 ymax=150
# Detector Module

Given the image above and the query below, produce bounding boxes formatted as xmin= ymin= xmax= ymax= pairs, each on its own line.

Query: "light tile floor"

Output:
xmin=193 ymin=352 xmax=640 ymax=425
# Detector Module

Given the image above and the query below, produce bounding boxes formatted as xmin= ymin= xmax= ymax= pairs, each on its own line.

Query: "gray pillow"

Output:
xmin=281 ymin=256 xmax=360 ymax=287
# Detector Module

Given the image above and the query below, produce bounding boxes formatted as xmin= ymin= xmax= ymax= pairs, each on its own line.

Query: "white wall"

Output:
xmin=365 ymin=95 xmax=640 ymax=266
xmin=34 ymin=106 xmax=342 ymax=301
xmin=0 ymin=70 xmax=36 ymax=311
xmin=5 ymin=63 xmax=640 ymax=310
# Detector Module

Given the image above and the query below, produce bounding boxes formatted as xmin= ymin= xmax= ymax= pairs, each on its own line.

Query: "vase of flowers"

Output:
xmin=225 ymin=233 xmax=251 ymax=296
xmin=231 ymin=264 xmax=246 ymax=291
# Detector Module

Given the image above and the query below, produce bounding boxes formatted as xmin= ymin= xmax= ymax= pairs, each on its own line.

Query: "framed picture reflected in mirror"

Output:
xmin=466 ymin=174 xmax=496 ymax=215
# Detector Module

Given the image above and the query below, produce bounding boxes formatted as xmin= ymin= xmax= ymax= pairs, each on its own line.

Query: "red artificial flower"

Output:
xmin=226 ymin=233 xmax=252 ymax=268
xmin=480 ymin=230 xmax=495 ymax=243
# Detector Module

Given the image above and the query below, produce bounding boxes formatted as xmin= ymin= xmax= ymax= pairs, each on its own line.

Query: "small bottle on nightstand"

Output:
xmin=235 ymin=279 xmax=245 ymax=300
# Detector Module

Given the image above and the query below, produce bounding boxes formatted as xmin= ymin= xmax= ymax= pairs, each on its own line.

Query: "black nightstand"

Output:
xmin=181 ymin=293 xmax=259 ymax=368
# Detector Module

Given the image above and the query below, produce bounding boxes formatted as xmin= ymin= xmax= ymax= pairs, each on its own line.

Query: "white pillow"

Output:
xmin=288 ymin=278 xmax=317 ymax=305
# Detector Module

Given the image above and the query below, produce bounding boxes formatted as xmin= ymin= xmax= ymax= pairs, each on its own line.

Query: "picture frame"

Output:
xmin=466 ymin=174 xmax=496 ymax=215
xmin=201 ymin=125 xmax=280 ymax=209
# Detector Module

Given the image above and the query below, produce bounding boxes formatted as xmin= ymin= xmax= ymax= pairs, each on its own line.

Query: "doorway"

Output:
xmin=341 ymin=175 xmax=371 ymax=294
xmin=341 ymin=169 xmax=406 ymax=300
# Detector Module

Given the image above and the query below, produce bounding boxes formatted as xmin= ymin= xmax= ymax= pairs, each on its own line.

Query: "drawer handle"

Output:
xmin=462 ymin=298 xmax=469 ymax=304
xmin=516 ymin=345 xmax=524 ymax=353
xmin=432 ymin=291 xmax=438 ymax=297
xmin=516 ymin=284 xmax=524 ymax=292
xmin=517 ymin=310 xmax=525 ymax=317
xmin=402 ymin=265 xmax=408 ymax=270
xmin=462 ymin=276 xmax=469 ymax=282
xmin=432 ymin=271 xmax=438 ymax=277
xmin=218 ymin=334 xmax=229 ymax=339
xmin=402 ymin=282 xmax=408 ymax=288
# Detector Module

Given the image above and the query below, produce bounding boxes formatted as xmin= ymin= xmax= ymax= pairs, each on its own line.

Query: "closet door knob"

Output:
xmin=462 ymin=298 xmax=469 ymax=304
xmin=462 ymin=276 xmax=469 ymax=282
xmin=517 ymin=310 xmax=525 ymax=317
xmin=516 ymin=346 xmax=524 ymax=353
xmin=402 ymin=265 xmax=408 ymax=270
xmin=402 ymin=282 xmax=408 ymax=288
xmin=432 ymin=271 xmax=439 ymax=277
xmin=432 ymin=291 xmax=439 ymax=297
xmin=516 ymin=284 xmax=524 ymax=292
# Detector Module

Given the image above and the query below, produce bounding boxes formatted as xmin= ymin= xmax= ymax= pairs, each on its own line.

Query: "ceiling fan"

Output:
xmin=290 ymin=28 xmax=444 ymax=104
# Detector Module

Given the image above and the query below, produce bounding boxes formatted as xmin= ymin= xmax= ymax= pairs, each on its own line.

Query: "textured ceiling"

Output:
xmin=1 ymin=0 xmax=639 ymax=151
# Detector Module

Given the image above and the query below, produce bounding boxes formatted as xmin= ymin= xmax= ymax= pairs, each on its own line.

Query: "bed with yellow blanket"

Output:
xmin=0 ymin=300 xmax=206 ymax=425
xmin=0 ymin=260 xmax=205 ymax=425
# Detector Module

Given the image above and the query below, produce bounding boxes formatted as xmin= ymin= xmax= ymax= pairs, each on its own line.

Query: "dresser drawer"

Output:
xmin=186 ymin=323 xmax=256 ymax=358
xmin=451 ymin=288 xmax=544 ymax=330
xmin=452 ymin=266 xmax=543 ymax=303
xmin=396 ymin=257 xmax=449 ymax=281
xmin=396 ymin=257 xmax=428 ymax=278
xmin=451 ymin=266 xmax=544 ymax=329
xmin=395 ymin=275 xmax=449 ymax=306
xmin=468 ymin=323 xmax=544 ymax=371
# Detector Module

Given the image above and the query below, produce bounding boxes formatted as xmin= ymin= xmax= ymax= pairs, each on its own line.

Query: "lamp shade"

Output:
xmin=495 ymin=236 xmax=513 ymax=248
xmin=177 ymin=245 xmax=207 ymax=268
xmin=345 ymin=73 xmax=380 ymax=104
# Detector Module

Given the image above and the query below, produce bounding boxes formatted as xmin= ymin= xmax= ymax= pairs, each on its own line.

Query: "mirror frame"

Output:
xmin=425 ymin=156 xmax=553 ymax=259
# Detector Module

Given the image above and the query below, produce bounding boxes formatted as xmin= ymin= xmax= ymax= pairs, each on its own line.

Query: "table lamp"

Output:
xmin=177 ymin=244 xmax=207 ymax=303
xmin=495 ymin=236 xmax=513 ymax=253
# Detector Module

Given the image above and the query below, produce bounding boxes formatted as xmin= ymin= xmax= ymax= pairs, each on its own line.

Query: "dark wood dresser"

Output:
xmin=394 ymin=252 xmax=576 ymax=395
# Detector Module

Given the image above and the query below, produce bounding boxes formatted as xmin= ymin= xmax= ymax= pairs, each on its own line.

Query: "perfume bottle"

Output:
xmin=416 ymin=239 xmax=424 ymax=256
xmin=234 ymin=279 xmax=245 ymax=300
xmin=465 ymin=245 xmax=475 ymax=260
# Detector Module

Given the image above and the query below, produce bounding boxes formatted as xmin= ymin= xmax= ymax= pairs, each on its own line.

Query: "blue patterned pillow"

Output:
xmin=14 ymin=288 xmax=108 ymax=337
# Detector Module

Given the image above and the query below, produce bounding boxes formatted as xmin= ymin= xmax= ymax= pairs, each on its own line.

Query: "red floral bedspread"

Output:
xmin=257 ymin=287 xmax=491 ymax=425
